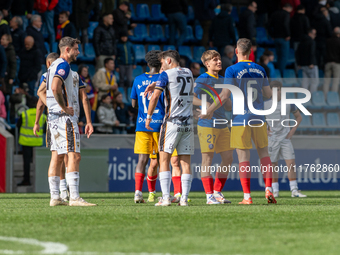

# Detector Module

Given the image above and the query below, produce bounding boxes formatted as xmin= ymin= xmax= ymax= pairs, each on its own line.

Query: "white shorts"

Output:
xmin=48 ymin=115 xmax=80 ymax=155
xmin=268 ymin=136 xmax=295 ymax=162
xmin=159 ymin=121 xmax=194 ymax=155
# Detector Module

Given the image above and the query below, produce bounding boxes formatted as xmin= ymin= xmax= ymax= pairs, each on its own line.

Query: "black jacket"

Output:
xmin=93 ymin=22 xmax=117 ymax=57
xmin=4 ymin=44 xmax=17 ymax=80
xmin=57 ymin=22 xmax=77 ymax=40
xmin=268 ymin=9 xmax=290 ymax=39
xmin=209 ymin=10 xmax=236 ymax=46
xmin=18 ymin=46 xmax=43 ymax=82
xmin=295 ymin=34 xmax=317 ymax=66
xmin=161 ymin=0 xmax=188 ymax=15
xmin=325 ymin=35 xmax=340 ymax=63
xmin=290 ymin=13 xmax=310 ymax=42
xmin=329 ymin=10 xmax=340 ymax=29
xmin=26 ymin=25 xmax=46 ymax=62
xmin=113 ymin=8 xmax=129 ymax=37
xmin=0 ymin=23 xmax=10 ymax=41
xmin=311 ymin=13 xmax=332 ymax=44
xmin=10 ymin=0 xmax=34 ymax=16
xmin=71 ymin=0 xmax=95 ymax=29
xmin=193 ymin=0 xmax=217 ymax=21
xmin=238 ymin=9 xmax=256 ymax=42
xmin=11 ymin=28 xmax=26 ymax=55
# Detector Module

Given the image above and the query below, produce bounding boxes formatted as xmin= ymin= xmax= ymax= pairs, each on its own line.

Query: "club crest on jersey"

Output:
xmin=58 ymin=69 xmax=65 ymax=76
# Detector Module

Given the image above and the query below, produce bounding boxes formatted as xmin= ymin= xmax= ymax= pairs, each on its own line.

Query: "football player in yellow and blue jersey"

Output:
xmin=200 ymin=39 xmax=276 ymax=205
xmin=193 ymin=50 xmax=233 ymax=205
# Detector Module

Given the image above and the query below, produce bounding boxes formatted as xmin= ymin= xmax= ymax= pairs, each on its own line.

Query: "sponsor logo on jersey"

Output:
xmin=58 ymin=69 xmax=65 ymax=76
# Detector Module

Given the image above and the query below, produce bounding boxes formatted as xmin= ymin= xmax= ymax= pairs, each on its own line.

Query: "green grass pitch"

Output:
xmin=0 ymin=191 xmax=340 ymax=255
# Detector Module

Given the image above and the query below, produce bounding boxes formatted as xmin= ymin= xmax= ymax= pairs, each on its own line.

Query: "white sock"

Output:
xmin=181 ymin=174 xmax=192 ymax=200
xmin=265 ymin=186 xmax=273 ymax=192
xmin=48 ymin=176 xmax=60 ymax=200
xmin=66 ymin=172 xmax=80 ymax=200
xmin=60 ymin=179 xmax=67 ymax=192
xmin=272 ymin=182 xmax=279 ymax=193
xmin=159 ymin=171 xmax=171 ymax=199
xmin=244 ymin=193 xmax=251 ymax=200
xmin=289 ymin=180 xmax=298 ymax=191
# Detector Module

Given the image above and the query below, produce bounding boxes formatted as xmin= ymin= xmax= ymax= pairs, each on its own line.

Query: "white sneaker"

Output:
xmin=179 ymin=198 xmax=188 ymax=206
xmin=60 ymin=190 xmax=69 ymax=202
xmin=134 ymin=191 xmax=144 ymax=203
xmin=273 ymin=191 xmax=279 ymax=198
xmin=50 ymin=198 xmax=68 ymax=206
xmin=69 ymin=197 xmax=97 ymax=206
xmin=155 ymin=197 xmax=171 ymax=206
xmin=206 ymin=194 xmax=221 ymax=205
xmin=291 ymin=190 xmax=307 ymax=198
xmin=213 ymin=191 xmax=231 ymax=204
xmin=170 ymin=193 xmax=181 ymax=203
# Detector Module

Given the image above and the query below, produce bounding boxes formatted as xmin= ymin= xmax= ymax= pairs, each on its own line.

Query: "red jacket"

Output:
xmin=34 ymin=0 xmax=59 ymax=13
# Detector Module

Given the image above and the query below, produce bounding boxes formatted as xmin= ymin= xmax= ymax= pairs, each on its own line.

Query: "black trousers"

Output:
xmin=22 ymin=146 xmax=33 ymax=183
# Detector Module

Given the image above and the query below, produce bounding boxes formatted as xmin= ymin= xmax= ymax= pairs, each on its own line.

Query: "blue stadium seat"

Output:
xmin=297 ymin=69 xmax=303 ymax=84
xmin=77 ymin=43 xmax=84 ymax=57
xmin=299 ymin=114 xmax=312 ymax=132
xmin=327 ymin=91 xmax=340 ymax=110
xmin=127 ymin=87 xmax=132 ymax=101
xmin=130 ymin=3 xmax=135 ymax=19
xmin=164 ymin=25 xmax=179 ymax=40
xmin=195 ymin=25 xmax=203 ymax=41
xmin=134 ymin=4 xmax=150 ymax=22
xmin=184 ymin=25 xmax=196 ymax=43
xmin=41 ymin=24 xmax=49 ymax=39
xmin=130 ymin=24 xmax=148 ymax=42
xmin=256 ymin=47 xmax=265 ymax=62
xmin=178 ymin=46 xmax=193 ymax=60
xmin=326 ymin=112 xmax=340 ymax=132
xmin=44 ymin=42 xmax=50 ymax=55
xmin=134 ymin=44 xmax=146 ymax=64
xmin=114 ymin=71 xmax=120 ymax=84
xmin=78 ymin=43 xmax=95 ymax=61
xmin=146 ymin=24 xmax=166 ymax=43
xmin=163 ymin=45 xmax=176 ymax=51
xmin=70 ymin=63 xmax=78 ymax=72
xmin=132 ymin=65 xmax=143 ymax=80
xmin=297 ymin=92 xmax=312 ymax=108
xmin=234 ymin=26 xmax=239 ymax=41
xmin=311 ymin=113 xmax=326 ymax=132
xmin=231 ymin=6 xmax=239 ymax=23
xmin=147 ymin=45 xmax=161 ymax=51
xmin=88 ymin=22 xmax=98 ymax=40
xmin=187 ymin=6 xmax=195 ymax=22
xmin=88 ymin=64 xmax=95 ymax=77
xmin=268 ymin=48 xmax=277 ymax=62
xmin=287 ymin=48 xmax=295 ymax=65
xmin=310 ymin=91 xmax=327 ymax=110
xmin=200 ymin=67 xmax=206 ymax=74
xmin=272 ymin=69 xmax=283 ymax=83
xmin=286 ymin=93 xmax=295 ymax=99
xmin=52 ymin=42 xmax=58 ymax=53
xmin=256 ymin=27 xmax=268 ymax=45
xmin=118 ymin=87 xmax=128 ymax=104
xmin=150 ymin=4 xmax=167 ymax=22
xmin=193 ymin=46 xmax=205 ymax=63
xmin=283 ymin=69 xmax=298 ymax=87
xmin=91 ymin=110 xmax=96 ymax=123
xmin=41 ymin=64 xmax=47 ymax=74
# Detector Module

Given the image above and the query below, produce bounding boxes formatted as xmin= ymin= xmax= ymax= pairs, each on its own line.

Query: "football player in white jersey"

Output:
xmin=264 ymin=80 xmax=306 ymax=198
xmin=144 ymin=50 xmax=194 ymax=206
xmin=45 ymin=37 xmax=95 ymax=206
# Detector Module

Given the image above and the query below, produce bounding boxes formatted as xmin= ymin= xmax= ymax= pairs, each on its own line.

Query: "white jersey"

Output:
xmin=46 ymin=58 xmax=74 ymax=116
xmin=264 ymin=99 xmax=298 ymax=140
xmin=155 ymin=67 xmax=194 ymax=125
xmin=71 ymin=71 xmax=85 ymax=119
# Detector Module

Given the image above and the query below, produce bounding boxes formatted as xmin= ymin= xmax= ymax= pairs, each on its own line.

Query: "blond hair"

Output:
xmin=201 ymin=50 xmax=221 ymax=67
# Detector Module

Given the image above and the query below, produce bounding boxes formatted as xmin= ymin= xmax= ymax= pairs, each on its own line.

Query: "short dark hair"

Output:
xmin=145 ymin=50 xmax=162 ymax=69
xmin=259 ymin=55 xmax=268 ymax=63
xmin=283 ymin=3 xmax=293 ymax=8
xmin=263 ymin=50 xmax=274 ymax=57
xmin=27 ymin=96 xmax=39 ymax=108
xmin=104 ymin=57 xmax=114 ymax=66
xmin=248 ymin=0 xmax=256 ymax=7
xmin=59 ymin=11 xmax=69 ymax=18
xmin=59 ymin=36 xmax=80 ymax=50
xmin=159 ymin=50 xmax=180 ymax=64
xmin=221 ymin=3 xmax=232 ymax=12
xmin=270 ymin=80 xmax=283 ymax=88
xmin=101 ymin=94 xmax=110 ymax=101
xmin=77 ymin=64 xmax=89 ymax=77
xmin=296 ymin=4 xmax=305 ymax=11
xmin=46 ymin=52 xmax=59 ymax=62
xmin=307 ymin=27 xmax=315 ymax=34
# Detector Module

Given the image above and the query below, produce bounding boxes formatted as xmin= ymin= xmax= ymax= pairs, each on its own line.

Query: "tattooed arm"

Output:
xmin=51 ymin=77 xmax=74 ymax=115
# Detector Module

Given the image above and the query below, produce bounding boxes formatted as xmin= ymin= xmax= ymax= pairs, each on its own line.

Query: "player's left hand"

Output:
xmin=85 ymin=123 xmax=94 ymax=138
xmin=197 ymin=109 xmax=213 ymax=120
xmin=285 ymin=132 xmax=294 ymax=140
xmin=33 ymin=123 xmax=40 ymax=137
xmin=144 ymin=82 xmax=156 ymax=98
xmin=145 ymin=118 xmax=153 ymax=131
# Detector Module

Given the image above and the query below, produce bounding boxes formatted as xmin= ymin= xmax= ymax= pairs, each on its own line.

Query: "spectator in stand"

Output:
xmin=93 ymin=57 xmax=118 ymax=100
xmin=0 ymin=45 xmax=7 ymax=91
xmin=78 ymin=64 xmax=97 ymax=110
xmin=10 ymin=0 xmax=34 ymax=30
xmin=0 ymin=84 xmax=6 ymax=129
xmin=33 ymin=0 xmax=58 ymax=50
xmin=10 ymin=16 xmax=26 ymax=55
xmin=116 ymin=31 xmax=136 ymax=95
xmin=93 ymin=13 xmax=117 ymax=70
xmin=190 ymin=62 xmax=201 ymax=79
xmin=238 ymin=1 xmax=257 ymax=44
xmin=56 ymin=11 xmax=77 ymax=42
xmin=290 ymin=5 xmax=310 ymax=50
xmin=209 ymin=4 xmax=236 ymax=55
xmin=296 ymin=28 xmax=319 ymax=93
xmin=97 ymin=94 xmax=120 ymax=134
xmin=0 ymin=0 xmax=11 ymax=19
xmin=101 ymin=0 xmax=115 ymax=15
xmin=0 ymin=11 xmax=10 ymax=39
xmin=328 ymin=0 xmax=340 ymax=28
xmin=301 ymin=0 xmax=319 ymax=19
xmin=263 ymin=49 xmax=276 ymax=79
xmin=258 ymin=55 xmax=271 ymax=78
xmin=18 ymin=36 xmax=42 ymax=96
xmin=312 ymin=6 xmax=332 ymax=69
xmin=161 ymin=0 xmax=188 ymax=48
xmin=26 ymin=15 xmax=46 ymax=63
xmin=72 ymin=0 xmax=95 ymax=44
xmin=268 ymin=3 xmax=292 ymax=76
xmin=113 ymin=1 xmax=137 ymax=36
xmin=323 ymin=27 xmax=340 ymax=97
xmin=193 ymin=0 xmax=218 ymax=48
xmin=54 ymin=0 xmax=73 ymax=31
xmin=221 ymin=45 xmax=234 ymax=74
xmin=281 ymin=0 xmax=301 ymax=17
xmin=113 ymin=92 xmax=130 ymax=134
xmin=1 ymin=34 xmax=16 ymax=93
xmin=256 ymin=0 xmax=270 ymax=27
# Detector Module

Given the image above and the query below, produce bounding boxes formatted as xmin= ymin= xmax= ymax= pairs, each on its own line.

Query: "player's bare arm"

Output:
xmin=143 ymin=81 xmax=157 ymax=97
xmin=33 ymin=98 xmax=46 ymax=137
xmin=145 ymin=88 xmax=162 ymax=131
xmin=131 ymin=99 xmax=137 ymax=108
xmin=79 ymin=88 xmax=94 ymax=138
xmin=286 ymin=110 xmax=302 ymax=139
xmin=51 ymin=77 xmax=74 ymax=116
xmin=37 ymin=81 xmax=47 ymax=105
xmin=262 ymin=85 xmax=272 ymax=99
